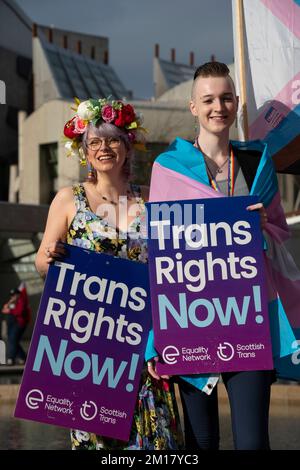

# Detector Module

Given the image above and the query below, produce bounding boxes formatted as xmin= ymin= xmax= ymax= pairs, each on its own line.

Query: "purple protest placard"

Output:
xmin=147 ymin=196 xmax=274 ymax=375
xmin=14 ymin=245 xmax=151 ymax=441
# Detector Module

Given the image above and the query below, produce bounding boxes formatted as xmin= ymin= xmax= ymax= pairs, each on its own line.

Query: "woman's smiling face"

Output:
xmin=86 ymin=131 xmax=127 ymax=175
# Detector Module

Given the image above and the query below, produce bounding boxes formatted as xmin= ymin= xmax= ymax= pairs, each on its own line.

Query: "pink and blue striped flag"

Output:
xmin=232 ymin=0 xmax=300 ymax=173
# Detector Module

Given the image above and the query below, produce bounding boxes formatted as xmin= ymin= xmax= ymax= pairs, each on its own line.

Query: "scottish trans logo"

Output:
xmin=80 ymin=400 xmax=98 ymax=421
xmin=217 ymin=342 xmax=235 ymax=361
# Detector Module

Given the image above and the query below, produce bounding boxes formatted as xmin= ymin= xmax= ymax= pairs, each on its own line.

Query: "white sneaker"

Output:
xmin=7 ymin=359 xmax=14 ymax=366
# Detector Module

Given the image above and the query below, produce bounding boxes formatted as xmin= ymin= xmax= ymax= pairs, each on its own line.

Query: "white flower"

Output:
xmin=99 ymin=98 xmax=108 ymax=107
xmin=75 ymin=430 xmax=90 ymax=442
xmin=65 ymin=141 xmax=80 ymax=160
xmin=77 ymin=100 xmax=97 ymax=120
xmin=65 ymin=141 xmax=73 ymax=151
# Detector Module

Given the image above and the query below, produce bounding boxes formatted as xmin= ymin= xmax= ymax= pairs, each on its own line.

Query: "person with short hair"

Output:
xmin=35 ymin=97 xmax=183 ymax=450
xmin=147 ymin=61 xmax=299 ymax=450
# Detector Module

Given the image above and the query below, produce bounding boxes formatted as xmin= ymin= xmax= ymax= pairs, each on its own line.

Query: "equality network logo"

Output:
xmin=162 ymin=345 xmax=180 ymax=365
xmin=0 ymin=80 xmax=6 ymax=104
xmin=25 ymin=389 xmax=44 ymax=410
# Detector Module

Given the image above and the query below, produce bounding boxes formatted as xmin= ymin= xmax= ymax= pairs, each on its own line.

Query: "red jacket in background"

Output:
xmin=9 ymin=293 xmax=31 ymax=328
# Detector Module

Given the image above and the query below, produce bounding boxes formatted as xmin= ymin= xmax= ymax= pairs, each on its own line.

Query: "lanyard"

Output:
xmin=207 ymin=146 xmax=235 ymax=196
xmin=195 ymin=139 xmax=235 ymax=196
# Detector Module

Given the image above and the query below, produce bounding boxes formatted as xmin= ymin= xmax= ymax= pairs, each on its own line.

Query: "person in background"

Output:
xmin=1 ymin=286 xmax=31 ymax=365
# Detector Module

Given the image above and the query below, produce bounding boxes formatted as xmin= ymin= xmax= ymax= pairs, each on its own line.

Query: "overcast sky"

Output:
xmin=16 ymin=0 xmax=234 ymax=99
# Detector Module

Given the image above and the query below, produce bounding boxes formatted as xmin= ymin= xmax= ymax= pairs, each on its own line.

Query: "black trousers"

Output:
xmin=178 ymin=370 xmax=274 ymax=450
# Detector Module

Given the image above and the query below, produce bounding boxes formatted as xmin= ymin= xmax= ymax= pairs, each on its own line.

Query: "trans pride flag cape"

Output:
xmin=147 ymin=137 xmax=300 ymax=384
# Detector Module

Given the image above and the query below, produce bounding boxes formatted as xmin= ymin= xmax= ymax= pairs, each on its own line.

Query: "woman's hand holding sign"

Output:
xmin=45 ymin=240 xmax=66 ymax=264
xmin=147 ymin=357 xmax=170 ymax=380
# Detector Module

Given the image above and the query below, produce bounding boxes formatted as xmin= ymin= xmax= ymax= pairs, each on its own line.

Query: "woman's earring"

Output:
xmin=87 ymin=162 xmax=96 ymax=182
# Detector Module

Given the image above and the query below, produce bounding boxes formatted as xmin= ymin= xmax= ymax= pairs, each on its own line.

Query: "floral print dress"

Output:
xmin=67 ymin=183 xmax=183 ymax=450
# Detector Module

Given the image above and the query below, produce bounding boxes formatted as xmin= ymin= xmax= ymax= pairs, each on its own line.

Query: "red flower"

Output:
xmin=114 ymin=104 xmax=136 ymax=127
xmin=123 ymin=104 xmax=136 ymax=125
xmin=64 ymin=117 xmax=78 ymax=138
xmin=114 ymin=109 xmax=126 ymax=127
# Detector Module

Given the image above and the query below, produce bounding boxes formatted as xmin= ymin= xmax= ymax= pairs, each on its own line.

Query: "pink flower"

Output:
xmin=101 ymin=104 xmax=117 ymax=123
xmin=74 ymin=115 xmax=87 ymax=134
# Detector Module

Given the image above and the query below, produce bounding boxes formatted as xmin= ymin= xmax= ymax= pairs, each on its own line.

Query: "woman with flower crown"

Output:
xmin=35 ymin=97 xmax=183 ymax=450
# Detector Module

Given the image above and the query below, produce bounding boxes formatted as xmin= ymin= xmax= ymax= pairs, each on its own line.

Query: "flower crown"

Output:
xmin=63 ymin=97 xmax=147 ymax=165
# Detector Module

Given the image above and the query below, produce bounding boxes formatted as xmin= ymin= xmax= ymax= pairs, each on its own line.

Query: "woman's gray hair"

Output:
xmin=82 ymin=122 xmax=134 ymax=182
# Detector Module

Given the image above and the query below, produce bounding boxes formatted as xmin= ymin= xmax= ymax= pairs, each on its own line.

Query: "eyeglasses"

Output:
xmin=86 ymin=137 xmax=122 ymax=151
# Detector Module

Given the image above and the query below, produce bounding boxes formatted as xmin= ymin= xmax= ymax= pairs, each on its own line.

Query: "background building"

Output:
xmin=1 ymin=0 xmax=300 ymax=339
xmin=0 ymin=0 xmax=32 ymax=201
xmin=0 ymin=0 xmax=129 ymax=335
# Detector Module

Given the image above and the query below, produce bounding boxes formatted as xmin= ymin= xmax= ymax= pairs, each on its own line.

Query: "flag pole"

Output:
xmin=236 ymin=0 xmax=249 ymax=141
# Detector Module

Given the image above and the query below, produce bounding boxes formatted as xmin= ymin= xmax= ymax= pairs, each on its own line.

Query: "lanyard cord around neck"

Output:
xmin=195 ymin=139 xmax=235 ymax=196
